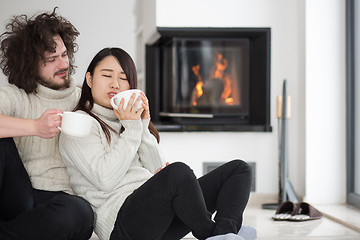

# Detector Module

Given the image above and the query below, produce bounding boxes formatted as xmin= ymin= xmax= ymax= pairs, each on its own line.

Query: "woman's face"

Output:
xmin=86 ymin=55 xmax=130 ymax=109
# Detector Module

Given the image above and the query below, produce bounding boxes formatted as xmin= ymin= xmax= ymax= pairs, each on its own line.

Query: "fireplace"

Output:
xmin=146 ymin=27 xmax=271 ymax=132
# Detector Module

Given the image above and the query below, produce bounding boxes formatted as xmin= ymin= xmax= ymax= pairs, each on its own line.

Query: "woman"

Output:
xmin=59 ymin=47 xmax=252 ymax=240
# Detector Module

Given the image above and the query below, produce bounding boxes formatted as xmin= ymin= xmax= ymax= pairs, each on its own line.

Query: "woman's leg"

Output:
xmin=110 ymin=162 xmax=215 ymax=240
xmin=162 ymin=160 xmax=252 ymax=238
xmin=198 ymin=159 xmax=252 ymax=235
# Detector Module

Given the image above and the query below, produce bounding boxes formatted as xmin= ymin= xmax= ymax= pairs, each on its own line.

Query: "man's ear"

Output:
xmin=85 ymin=72 xmax=92 ymax=88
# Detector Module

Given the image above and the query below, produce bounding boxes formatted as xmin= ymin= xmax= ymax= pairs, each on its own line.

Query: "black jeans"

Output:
xmin=0 ymin=138 xmax=94 ymax=240
xmin=110 ymin=160 xmax=252 ymax=240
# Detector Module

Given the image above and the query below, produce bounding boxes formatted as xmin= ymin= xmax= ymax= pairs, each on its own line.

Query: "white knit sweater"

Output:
xmin=0 ymin=79 xmax=80 ymax=193
xmin=59 ymin=104 xmax=165 ymax=240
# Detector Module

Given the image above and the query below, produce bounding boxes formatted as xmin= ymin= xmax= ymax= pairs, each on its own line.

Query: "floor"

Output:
xmin=182 ymin=193 xmax=360 ymax=240
xmin=240 ymin=194 xmax=360 ymax=240
xmin=90 ymin=193 xmax=360 ymax=240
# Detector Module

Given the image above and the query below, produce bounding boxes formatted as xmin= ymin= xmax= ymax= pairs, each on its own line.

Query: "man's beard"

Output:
xmin=38 ymin=69 xmax=71 ymax=90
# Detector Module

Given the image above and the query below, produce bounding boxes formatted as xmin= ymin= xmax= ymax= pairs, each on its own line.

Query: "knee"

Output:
xmin=54 ymin=195 xmax=94 ymax=231
xmin=164 ymin=162 xmax=196 ymax=183
xmin=166 ymin=162 xmax=193 ymax=176
xmin=229 ymin=159 xmax=252 ymax=178
xmin=0 ymin=138 xmax=17 ymax=155
xmin=0 ymin=138 xmax=14 ymax=145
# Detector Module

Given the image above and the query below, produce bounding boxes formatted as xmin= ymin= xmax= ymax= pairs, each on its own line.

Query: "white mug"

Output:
xmin=58 ymin=112 xmax=93 ymax=138
xmin=110 ymin=89 xmax=143 ymax=111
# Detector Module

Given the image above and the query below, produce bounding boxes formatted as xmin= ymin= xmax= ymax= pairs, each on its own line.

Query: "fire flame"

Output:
xmin=192 ymin=65 xmax=203 ymax=106
xmin=192 ymin=53 xmax=234 ymax=106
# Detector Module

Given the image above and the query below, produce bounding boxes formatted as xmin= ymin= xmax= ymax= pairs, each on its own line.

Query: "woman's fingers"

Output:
xmin=115 ymin=94 xmax=144 ymax=120
xmin=125 ymin=93 xmax=137 ymax=112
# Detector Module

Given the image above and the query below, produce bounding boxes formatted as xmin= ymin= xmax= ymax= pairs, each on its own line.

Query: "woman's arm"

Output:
xmin=136 ymin=92 xmax=166 ymax=172
xmin=60 ymin=119 xmax=143 ymax=192
xmin=138 ymin=119 xmax=166 ymax=173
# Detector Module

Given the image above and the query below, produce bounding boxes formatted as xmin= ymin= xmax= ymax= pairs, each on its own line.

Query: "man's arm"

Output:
xmin=0 ymin=109 xmax=63 ymax=139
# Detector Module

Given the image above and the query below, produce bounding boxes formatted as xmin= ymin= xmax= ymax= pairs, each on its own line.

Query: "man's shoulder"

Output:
xmin=0 ymin=83 xmax=24 ymax=91
xmin=0 ymin=84 xmax=27 ymax=97
xmin=0 ymin=84 xmax=28 ymax=116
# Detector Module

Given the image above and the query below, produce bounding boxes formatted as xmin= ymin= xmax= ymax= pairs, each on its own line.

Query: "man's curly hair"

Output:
xmin=0 ymin=8 xmax=79 ymax=93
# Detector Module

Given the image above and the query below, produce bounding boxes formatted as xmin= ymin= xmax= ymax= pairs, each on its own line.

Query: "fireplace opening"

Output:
xmin=163 ymin=38 xmax=250 ymax=115
xmin=146 ymin=27 xmax=271 ymax=132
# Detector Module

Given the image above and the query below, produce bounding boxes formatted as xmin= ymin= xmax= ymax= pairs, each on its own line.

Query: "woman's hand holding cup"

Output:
xmin=111 ymin=89 xmax=149 ymax=121
xmin=113 ymin=92 xmax=144 ymax=121
xmin=140 ymin=91 xmax=150 ymax=120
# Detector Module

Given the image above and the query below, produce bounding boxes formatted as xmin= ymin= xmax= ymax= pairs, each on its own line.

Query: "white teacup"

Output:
xmin=58 ymin=112 xmax=93 ymax=138
xmin=110 ymin=89 xmax=144 ymax=111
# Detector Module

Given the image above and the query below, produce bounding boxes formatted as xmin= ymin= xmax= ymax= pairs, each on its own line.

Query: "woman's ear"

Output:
xmin=86 ymin=72 xmax=92 ymax=88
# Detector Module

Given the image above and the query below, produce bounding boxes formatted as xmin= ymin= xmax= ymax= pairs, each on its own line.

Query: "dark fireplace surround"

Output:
xmin=146 ymin=27 xmax=271 ymax=132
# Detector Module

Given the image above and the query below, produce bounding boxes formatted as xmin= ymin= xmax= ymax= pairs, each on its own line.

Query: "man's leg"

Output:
xmin=0 ymin=138 xmax=34 ymax=221
xmin=0 ymin=138 xmax=34 ymax=239
xmin=13 ymin=190 xmax=94 ymax=240
xmin=0 ymin=138 xmax=94 ymax=240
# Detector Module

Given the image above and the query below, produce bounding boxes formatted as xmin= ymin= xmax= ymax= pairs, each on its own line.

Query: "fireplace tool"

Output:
xmin=262 ymin=79 xmax=298 ymax=210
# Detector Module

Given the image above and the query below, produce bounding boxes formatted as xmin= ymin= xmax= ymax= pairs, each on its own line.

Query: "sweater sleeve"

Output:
xmin=59 ymin=119 xmax=143 ymax=192
xmin=0 ymin=85 xmax=26 ymax=117
xmin=138 ymin=119 xmax=166 ymax=174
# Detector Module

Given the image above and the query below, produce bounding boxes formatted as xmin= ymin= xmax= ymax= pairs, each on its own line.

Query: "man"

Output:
xmin=0 ymin=8 xmax=94 ymax=240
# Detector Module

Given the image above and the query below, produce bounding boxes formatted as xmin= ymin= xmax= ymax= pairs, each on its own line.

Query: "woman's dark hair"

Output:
xmin=0 ymin=7 xmax=79 ymax=93
xmin=74 ymin=47 xmax=160 ymax=143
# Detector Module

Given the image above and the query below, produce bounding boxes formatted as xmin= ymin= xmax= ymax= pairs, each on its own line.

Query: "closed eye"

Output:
xmin=46 ymin=57 xmax=56 ymax=63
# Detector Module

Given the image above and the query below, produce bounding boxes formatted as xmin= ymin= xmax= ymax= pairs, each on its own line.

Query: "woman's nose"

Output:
xmin=110 ymin=79 xmax=120 ymax=89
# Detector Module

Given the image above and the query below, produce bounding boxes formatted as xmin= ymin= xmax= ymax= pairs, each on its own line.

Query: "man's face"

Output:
xmin=37 ymin=35 xmax=70 ymax=90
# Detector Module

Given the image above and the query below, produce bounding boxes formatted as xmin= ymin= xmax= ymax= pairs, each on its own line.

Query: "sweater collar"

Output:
xmin=92 ymin=103 xmax=119 ymax=122
xmin=36 ymin=78 xmax=76 ymax=99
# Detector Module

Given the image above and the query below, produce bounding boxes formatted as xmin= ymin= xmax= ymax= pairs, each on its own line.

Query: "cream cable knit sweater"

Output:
xmin=0 ymin=79 xmax=80 ymax=193
xmin=59 ymin=104 xmax=165 ymax=240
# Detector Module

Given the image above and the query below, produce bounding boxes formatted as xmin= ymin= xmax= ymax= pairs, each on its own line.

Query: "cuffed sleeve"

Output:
xmin=138 ymin=119 xmax=166 ymax=173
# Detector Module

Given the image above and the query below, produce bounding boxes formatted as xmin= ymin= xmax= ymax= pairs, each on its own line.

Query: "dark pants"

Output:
xmin=110 ymin=160 xmax=252 ymax=240
xmin=0 ymin=138 xmax=94 ymax=240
